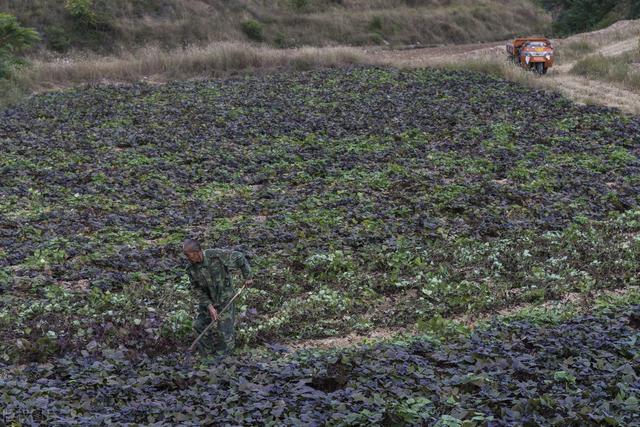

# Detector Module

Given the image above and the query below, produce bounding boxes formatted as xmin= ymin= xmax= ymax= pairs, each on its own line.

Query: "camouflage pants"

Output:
xmin=194 ymin=303 xmax=235 ymax=356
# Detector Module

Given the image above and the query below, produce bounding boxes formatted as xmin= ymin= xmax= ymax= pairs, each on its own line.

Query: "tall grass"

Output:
xmin=1 ymin=43 xmax=365 ymax=104
xmin=571 ymin=50 xmax=640 ymax=91
xmin=555 ymin=40 xmax=595 ymax=62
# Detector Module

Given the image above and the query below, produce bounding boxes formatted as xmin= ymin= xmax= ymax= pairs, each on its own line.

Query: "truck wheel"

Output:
xmin=542 ymin=65 xmax=548 ymax=75
xmin=535 ymin=63 xmax=544 ymax=75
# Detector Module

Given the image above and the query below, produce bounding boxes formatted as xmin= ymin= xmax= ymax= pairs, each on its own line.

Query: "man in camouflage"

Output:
xmin=183 ymin=239 xmax=253 ymax=356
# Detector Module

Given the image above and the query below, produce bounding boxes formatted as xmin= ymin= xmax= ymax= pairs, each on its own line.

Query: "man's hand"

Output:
xmin=207 ymin=304 xmax=219 ymax=322
xmin=245 ymin=278 xmax=254 ymax=287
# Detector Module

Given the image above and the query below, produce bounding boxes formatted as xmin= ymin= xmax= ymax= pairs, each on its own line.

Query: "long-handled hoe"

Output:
xmin=184 ymin=282 xmax=248 ymax=362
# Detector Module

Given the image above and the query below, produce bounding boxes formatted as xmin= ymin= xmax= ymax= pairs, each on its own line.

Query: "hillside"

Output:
xmin=1 ymin=0 xmax=551 ymax=52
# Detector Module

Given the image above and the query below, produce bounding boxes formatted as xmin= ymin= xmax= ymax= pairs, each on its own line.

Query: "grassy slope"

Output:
xmin=1 ymin=67 xmax=639 ymax=363
xmin=1 ymin=0 xmax=550 ymax=51
xmin=571 ymin=51 xmax=640 ymax=89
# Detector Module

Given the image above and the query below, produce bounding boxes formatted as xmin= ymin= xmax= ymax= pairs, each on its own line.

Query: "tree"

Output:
xmin=0 ymin=13 xmax=40 ymax=79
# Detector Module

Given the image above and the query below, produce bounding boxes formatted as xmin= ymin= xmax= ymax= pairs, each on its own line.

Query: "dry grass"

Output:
xmin=279 ymin=0 xmax=550 ymax=47
xmin=570 ymin=50 xmax=640 ymax=91
xmin=561 ymin=19 xmax=640 ymax=46
xmin=434 ymin=56 xmax=548 ymax=88
xmin=554 ymin=40 xmax=596 ymax=62
xmin=20 ymin=45 xmax=551 ymax=98
xmin=13 ymin=43 xmax=366 ymax=93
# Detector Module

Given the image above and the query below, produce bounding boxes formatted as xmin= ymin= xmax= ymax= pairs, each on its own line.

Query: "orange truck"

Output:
xmin=506 ymin=37 xmax=554 ymax=74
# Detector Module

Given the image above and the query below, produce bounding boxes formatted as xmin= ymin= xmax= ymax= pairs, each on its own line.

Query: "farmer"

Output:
xmin=183 ymin=238 xmax=253 ymax=355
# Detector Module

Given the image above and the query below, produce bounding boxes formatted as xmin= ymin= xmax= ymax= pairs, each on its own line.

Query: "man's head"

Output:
xmin=183 ymin=239 xmax=204 ymax=264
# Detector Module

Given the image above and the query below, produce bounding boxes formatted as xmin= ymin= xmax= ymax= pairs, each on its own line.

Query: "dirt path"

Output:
xmin=549 ymin=74 xmax=640 ymax=113
xmin=596 ymin=37 xmax=638 ymax=57
xmin=367 ymin=40 xmax=506 ymax=68
xmin=368 ymin=20 xmax=640 ymax=114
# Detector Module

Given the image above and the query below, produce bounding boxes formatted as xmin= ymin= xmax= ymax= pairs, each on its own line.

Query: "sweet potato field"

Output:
xmin=3 ymin=306 xmax=639 ymax=425
xmin=1 ymin=66 xmax=639 ymax=424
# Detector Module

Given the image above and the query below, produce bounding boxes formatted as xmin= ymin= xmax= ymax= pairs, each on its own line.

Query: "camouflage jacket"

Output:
xmin=185 ymin=249 xmax=251 ymax=309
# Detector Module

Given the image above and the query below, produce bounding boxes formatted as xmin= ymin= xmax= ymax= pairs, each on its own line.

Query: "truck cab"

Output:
xmin=507 ymin=37 xmax=554 ymax=74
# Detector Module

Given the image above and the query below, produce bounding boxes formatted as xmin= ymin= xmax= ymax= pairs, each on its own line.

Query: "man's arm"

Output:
xmin=233 ymin=251 xmax=252 ymax=280
xmin=216 ymin=249 xmax=252 ymax=280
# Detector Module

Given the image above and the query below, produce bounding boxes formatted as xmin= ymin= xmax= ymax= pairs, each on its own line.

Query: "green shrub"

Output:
xmin=274 ymin=32 xmax=288 ymax=48
xmin=289 ymin=0 xmax=311 ymax=12
xmin=369 ymin=16 xmax=383 ymax=32
xmin=571 ymin=54 xmax=612 ymax=78
xmin=0 ymin=13 xmax=40 ymax=79
xmin=369 ymin=32 xmax=385 ymax=45
xmin=65 ymin=0 xmax=98 ymax=28
xmin=45 ymin=25 xmax=72 ymax=52
xmin=241 ymin=20 xmax=264 ymax=42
